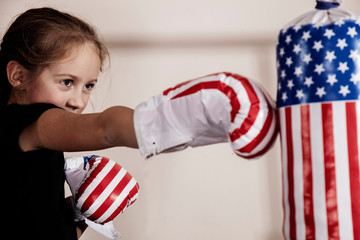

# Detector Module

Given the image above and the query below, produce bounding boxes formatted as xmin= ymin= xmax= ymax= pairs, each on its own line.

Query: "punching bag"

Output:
xmin=276 ymin=0 xmax=360 ymax=239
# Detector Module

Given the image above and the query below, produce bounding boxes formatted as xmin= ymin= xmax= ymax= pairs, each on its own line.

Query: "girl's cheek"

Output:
xmin=28 ymin=88 xmax=67 ymax=107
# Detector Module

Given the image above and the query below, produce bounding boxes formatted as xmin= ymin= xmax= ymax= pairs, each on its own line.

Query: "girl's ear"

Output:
xmin=6 ymin=60 xmax=28 ymax=88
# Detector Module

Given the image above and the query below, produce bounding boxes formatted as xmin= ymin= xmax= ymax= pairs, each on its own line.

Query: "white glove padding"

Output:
xmin=64 ymin=156 xmax=140 ymax=239
xmin=134 ymin=72 xmax=278 ymax=159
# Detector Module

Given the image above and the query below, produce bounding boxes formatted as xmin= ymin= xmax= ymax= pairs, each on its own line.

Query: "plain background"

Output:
xmin=1 ymin=0 xmax=360 ymax=239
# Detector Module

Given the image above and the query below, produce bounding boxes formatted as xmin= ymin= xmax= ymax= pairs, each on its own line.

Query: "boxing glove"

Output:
xmin=134 ymin=72 xmax=278 ymax=159
xmin=64 ymin=155 xmax=139 ymax=239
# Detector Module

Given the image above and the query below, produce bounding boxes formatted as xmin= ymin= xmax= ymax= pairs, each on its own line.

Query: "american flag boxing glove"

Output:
xmin=64 ymin=155 xmax=139 ymax=239
xmin=277 ymin=0 xmax=360 ymax=239
xmin=134 ymin=72 xmax=278 ymax=159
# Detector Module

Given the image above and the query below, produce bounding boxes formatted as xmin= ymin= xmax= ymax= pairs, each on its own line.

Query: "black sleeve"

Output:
xmin=2 ymin=103 xmax=61 ymax=151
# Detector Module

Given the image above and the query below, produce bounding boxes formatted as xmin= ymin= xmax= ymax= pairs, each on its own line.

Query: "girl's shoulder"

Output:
xmin=1 ymin=102 xmax=59 ymax=112
xmin=1 ymin=103 xmax=60 ymax=122
xmin=0 ymin=103 xmax=61 ymax=151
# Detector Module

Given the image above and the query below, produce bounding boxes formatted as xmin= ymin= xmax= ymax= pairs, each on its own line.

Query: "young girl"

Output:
xmin=0 ymin=7 xmax=138 ymax=240
xmin=0 ymin=6 xmax=277 ymax=240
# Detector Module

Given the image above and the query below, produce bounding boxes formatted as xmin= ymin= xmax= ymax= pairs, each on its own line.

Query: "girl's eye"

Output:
xmin=62 ymin=79 xmax=73 ymax=87
xmin=84 ymin=83 xmax=95 ymax=91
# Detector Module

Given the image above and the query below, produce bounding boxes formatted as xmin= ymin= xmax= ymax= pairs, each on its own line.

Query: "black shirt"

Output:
xmin=0 ymin=104 xmax=77 ymax=240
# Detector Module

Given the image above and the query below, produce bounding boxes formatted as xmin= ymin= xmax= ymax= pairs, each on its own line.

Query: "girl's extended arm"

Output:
xmin=19 ymin=106 xmax=138 ymax=152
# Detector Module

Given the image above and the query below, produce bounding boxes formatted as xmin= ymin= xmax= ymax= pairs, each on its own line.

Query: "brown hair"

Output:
xmin=0 ymin=7 xmax=109 ymax=106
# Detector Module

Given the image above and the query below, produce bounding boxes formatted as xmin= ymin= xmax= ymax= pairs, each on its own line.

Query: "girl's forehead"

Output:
xmin=46 ymin=43 xmax=101 ymax=77
xmin=56 ymin=43 xmax=101 ymax=65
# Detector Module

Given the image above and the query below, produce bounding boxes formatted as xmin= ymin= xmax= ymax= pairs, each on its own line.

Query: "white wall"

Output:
xmin=1 ymin=1 xmax=359 ymax=239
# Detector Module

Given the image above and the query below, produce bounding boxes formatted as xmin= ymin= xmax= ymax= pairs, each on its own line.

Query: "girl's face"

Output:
xmin=22 ymin=43 xmax=101 ymax=113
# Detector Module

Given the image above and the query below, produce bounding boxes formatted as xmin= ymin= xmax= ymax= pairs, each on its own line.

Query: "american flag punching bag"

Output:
xmin=277 ymin=0 xmax=360 ymax=239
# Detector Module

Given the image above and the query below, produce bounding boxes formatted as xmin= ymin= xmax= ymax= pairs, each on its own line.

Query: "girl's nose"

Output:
xmin=66 ymin=94 xmax=85 ymax=113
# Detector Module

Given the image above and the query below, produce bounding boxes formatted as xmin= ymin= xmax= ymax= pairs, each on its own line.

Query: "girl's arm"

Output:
xmin=19 ymin=106 xmax=138 ymax=152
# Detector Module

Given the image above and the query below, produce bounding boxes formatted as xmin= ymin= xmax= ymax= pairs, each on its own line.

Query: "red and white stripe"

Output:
xmin=163 ymin=72 xmax=278 ymax=159
xmin=75 ymin=156 xmax=140 ymax=224
xmin=279 ymin=101 xmax=360 ymax=240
